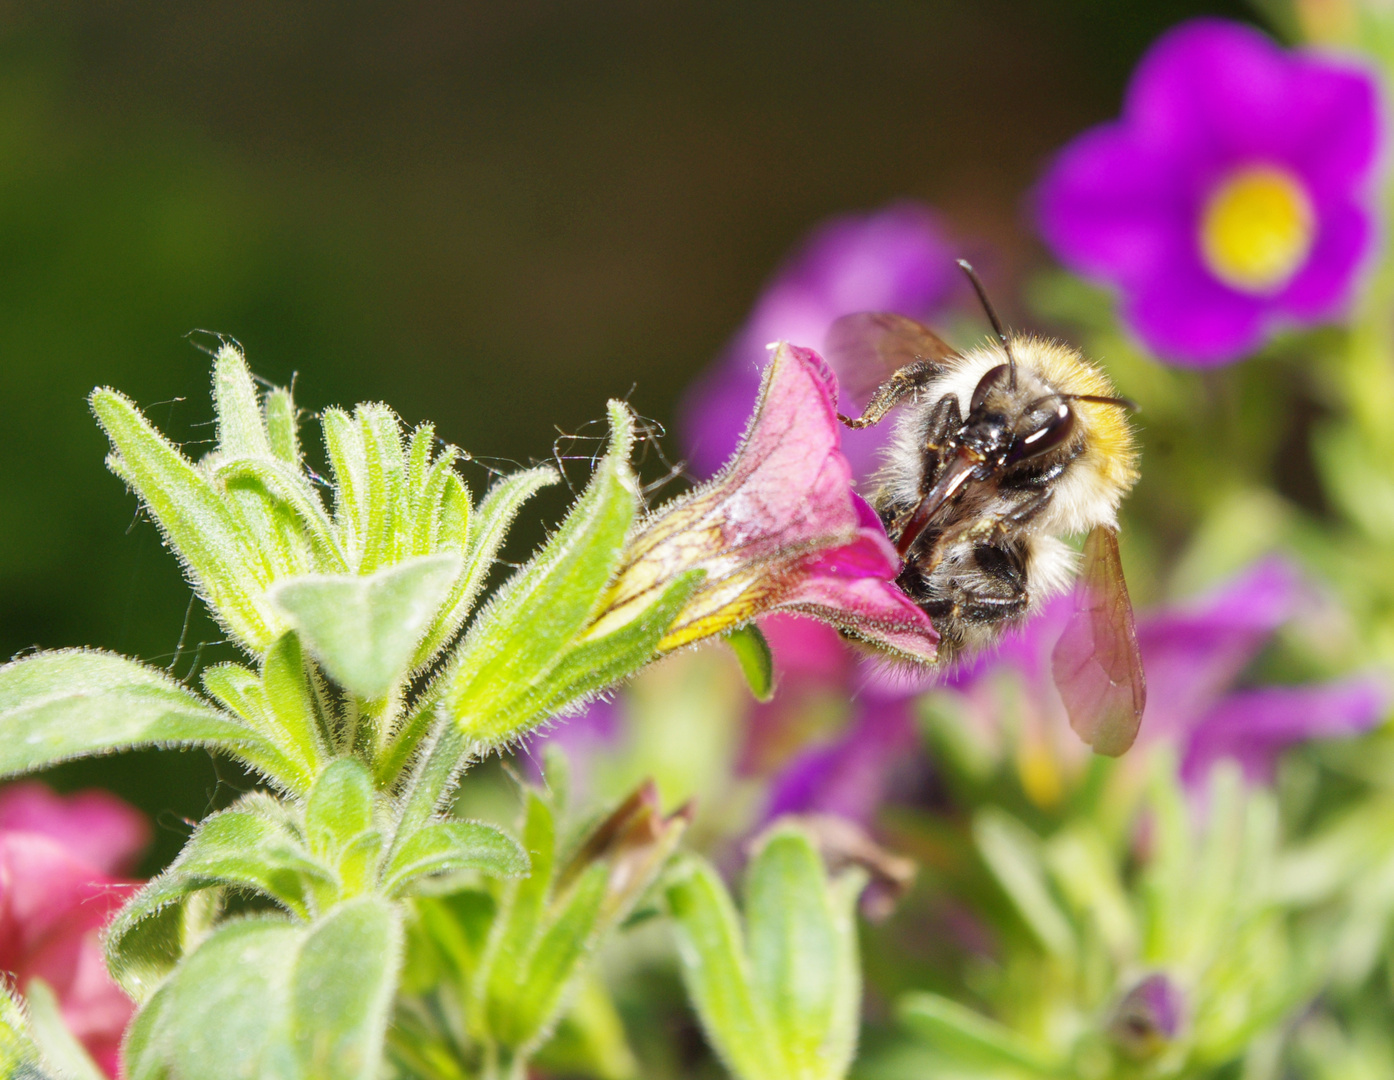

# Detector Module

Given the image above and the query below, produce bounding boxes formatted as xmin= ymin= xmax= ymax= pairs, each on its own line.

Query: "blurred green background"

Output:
xmin=0 ymin=0 xmax=1249 ymax=870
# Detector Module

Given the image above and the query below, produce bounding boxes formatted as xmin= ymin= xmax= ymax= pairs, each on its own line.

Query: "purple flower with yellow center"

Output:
xmin=1037 ymin=19 xmax=1382 ymax=364
xmin=681 ymin=201 xmax=957 ymax=480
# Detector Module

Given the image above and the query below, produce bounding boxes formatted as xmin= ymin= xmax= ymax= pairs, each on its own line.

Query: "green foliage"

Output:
xmin=0 ymin=650 xmax=287 ymax=785
xmin=442 ymin=400 xmax=676 ymax=745
xmin=269 ymin=552 xmax=462 ymax=703
xmin=0 ymin=348 xmax=773 ymax=1080
xmin=723 ymin=624 xmax=775 ymax=703
xmin=665 ymin=826 xmax=866 ymax=1080
xmin=124 ymin=899 xmax=402 ymax=1080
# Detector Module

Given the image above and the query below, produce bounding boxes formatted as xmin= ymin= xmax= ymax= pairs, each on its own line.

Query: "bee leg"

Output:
xmin=954 ymin=543 xmax=1031 ymax=624
xmin=838 ymin=360 xmax=943 ymax=429
xmin=993 ymin=489 xmax=1054 ymax=537
xmin=920 ymin=394 xmax=963 ymax=468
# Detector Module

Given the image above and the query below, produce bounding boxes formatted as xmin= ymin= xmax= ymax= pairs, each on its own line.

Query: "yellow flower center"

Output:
xmin=1199 ymin=165 xmax=1315 ymax=293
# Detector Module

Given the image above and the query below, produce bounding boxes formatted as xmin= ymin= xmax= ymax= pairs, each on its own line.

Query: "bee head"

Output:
xmin=958 ymin=362 xmax=1080 ymax=470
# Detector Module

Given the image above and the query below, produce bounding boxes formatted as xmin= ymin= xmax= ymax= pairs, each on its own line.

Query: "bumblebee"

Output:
xmin=828 ymin=262 xmax=1146 ymax=755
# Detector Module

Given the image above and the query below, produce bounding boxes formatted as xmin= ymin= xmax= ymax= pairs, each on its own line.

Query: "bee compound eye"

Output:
xmin=969 ymin=364 xmax=1012 ymax=413
xmin=1008 ymin=402 xmax=1075 ymax=463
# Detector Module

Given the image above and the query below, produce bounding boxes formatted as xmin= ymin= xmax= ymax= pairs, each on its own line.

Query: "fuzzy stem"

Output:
xmin=385 ymin=712 xmax=471 ymax=864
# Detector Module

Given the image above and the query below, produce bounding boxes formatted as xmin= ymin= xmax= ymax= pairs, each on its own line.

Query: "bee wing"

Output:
xmin=824 ymin=311 xmax=958 ymax=404
xmin=1050 ymin=525 xmax=1146 ymax=757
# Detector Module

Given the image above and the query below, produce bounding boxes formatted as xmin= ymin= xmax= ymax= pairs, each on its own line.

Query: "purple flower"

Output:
xmin=764 ymin=699 xmax=919 ymax=825
xmin=1037 ymin=19 xmax=1382 ymax=364
xmin=681 ymin=202 xmax=957 ymax=479
xmin=927 ymin=557 xmax=1387 ymax=795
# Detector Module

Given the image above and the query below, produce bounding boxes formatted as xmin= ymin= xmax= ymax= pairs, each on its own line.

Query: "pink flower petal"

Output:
xmin=0 ymin=782 xmax=149 ymax=877
xmin=616 ymin=343 xmax=937 ymax=664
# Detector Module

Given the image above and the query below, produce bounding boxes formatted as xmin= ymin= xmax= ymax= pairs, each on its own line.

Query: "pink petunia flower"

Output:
xmin=589 ymin=342 xmax=939 ymax=663
xmin=1037 ymin=19 xmax=1383 ymax=364
xmin=0 ymin=782 xmax=148 ymax=1077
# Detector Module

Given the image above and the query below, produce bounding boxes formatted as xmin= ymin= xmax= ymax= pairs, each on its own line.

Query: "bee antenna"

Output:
xmin=1063 ymin=393 xmax=1139 ymax=412
xmin=958 ymin=259 xmax=1016 ymax=391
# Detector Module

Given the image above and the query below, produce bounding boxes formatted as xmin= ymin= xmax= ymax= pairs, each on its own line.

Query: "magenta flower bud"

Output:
xmin=1110 ymin=973 xmax=1187 ymax=1056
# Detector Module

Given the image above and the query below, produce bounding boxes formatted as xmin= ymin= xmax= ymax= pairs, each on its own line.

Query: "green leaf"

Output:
xmin=259 ymin=634 xmax=331 ymax=781
xmin=213 ymin=456 xmax=346 ymax=572
xmin=724 ymin=624 xmax=775 ymax=703
xmin=105 ymin=875 xmax=222 ymax=1000
xmin=381 ymin=819 xmax=528 ymax=896
xmin=92 ymin=387 xmax=279 ymax=650
xmin=263 ymin=386 xmax=301 ymax=465
xmin=665 ymin=856 xmax=779 ymax=1080
xmin=23 ymin=980 xmax=106 ymax=1080
xmin=503 ymin=863 xmax=608 ymax=1051
xmin=322 ymin=407 xmax=370 ymax=568
xmin=898 ymin=992 xmax=1063 ymax=1074
xmin=357 ymin=403 xmax=407 ymax=573
xmin=0 ymin=650 xmax=280 ymax=781
xmin=479 ymin=792 xmax=557 ymax=1022
xmin=0 ymin=982 xmax=44 ymax=1078
xmin=168 ymin=798 xmax=330 ymax=918
xmin=442 ymin=403 xmax=638 ymax=747
xmin=745 ymin=828 xmax=859 ymax=1079
xmin=209 ymin=348 xmax=312 ymax=583
xmin=125 ymin=899 xmax=402 ymax=1080
xmin=532 ymin=973 xmax=638 ymax=1080
xmin=123 ymin=917 xmax=296 ymax=1080
xmin=973 ymin=808 xmax=1075 ymax=961
xmin=268 ymin=552 xmax=462 ymax=701
xmin=289 ymin=896 xmax=402 ymax=1080
xmin=305 ymin=758 xmax=377 ymax=857
xmin=517 ymin=570 xmax=705 ymax=732
xmin=411 ymin=464 xmax=558 ymax=669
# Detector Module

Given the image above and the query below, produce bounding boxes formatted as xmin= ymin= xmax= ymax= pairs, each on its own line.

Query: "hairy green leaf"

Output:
xmin=23 ymin=980 xmax=105 ymax=1080
xmin=92 ymin=387 xmax=279 ymax=650
xmin=305 ymin=758 xmax=377 ymax=858
xmin=105 ymin=874 xmax=222 ymax=1001
xmin=0 ymin=650 xmax=284 ymax=782
xmin=411 ymin=464 xmax=558 ymax=669
xmin=381 ymin=820 xmax=528 ymax=896
xmin=357 ymin=404 xmax=407 ymax=573
xmin=168 ymin=800 xmax=330 ymax=918
xmin=502 ymin=863 xmax=608 ymax=1051
xmin=443 ymin=403 xmax=641 ymax=746
xmin=289 ymin=896 xmax=402 ymax=1080
xmin=263 ymin=386 xmax=301 ymax=465
xmin=665 ymin=857 xmax=779 ymax=1080
xmin=268 ymin=553 xmax=462 ymax=702
xmin=125 ymin=899 xmax=402 ymax=1080
xmin=745 ymin=828 xmax=859 ymax=1079
xmin=322 ymin=406 xmax=370 ymax=568
xmin=0 ymin=981 xmax=45 ymax=1079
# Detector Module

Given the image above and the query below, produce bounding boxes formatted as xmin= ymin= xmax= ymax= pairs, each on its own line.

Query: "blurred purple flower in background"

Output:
xmin=1037 ymin=19 xmax=1382 ymax=364
xmin=680 ymin=201 xmax=957 ymax=480
xmin=764 ymin=699 xmax=918 ymax=825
